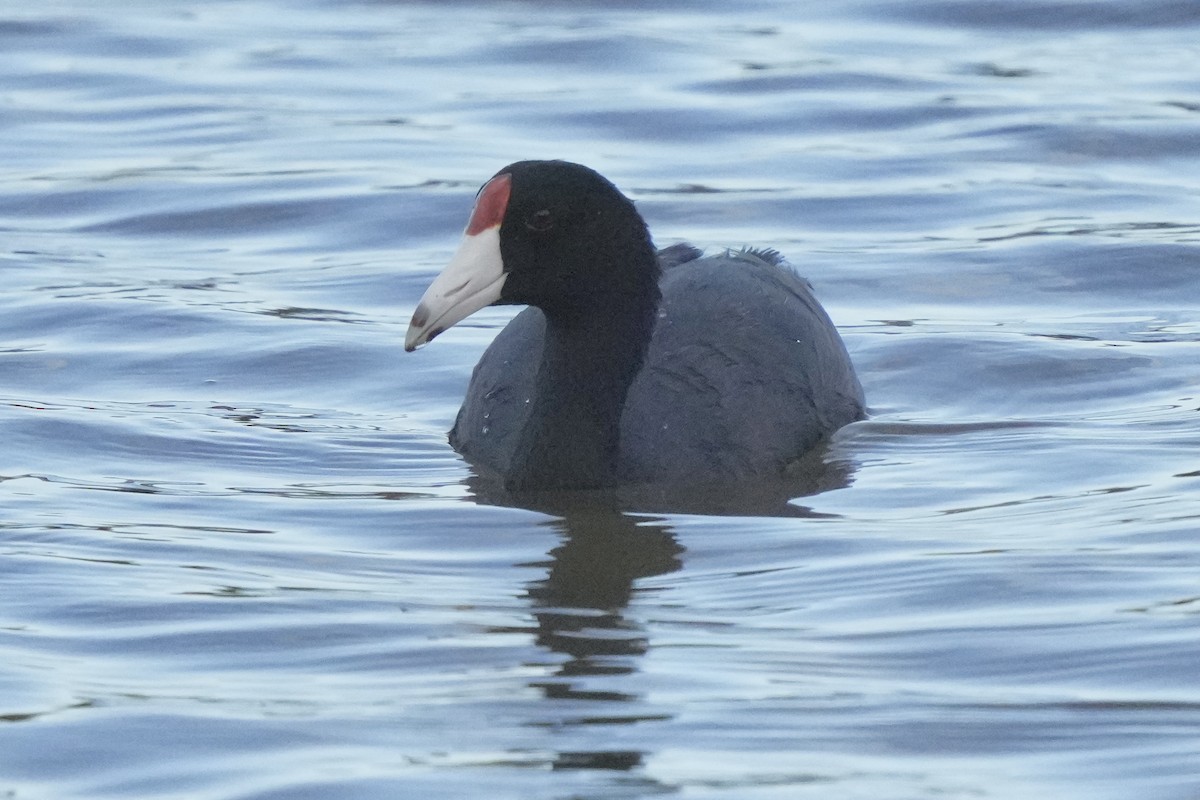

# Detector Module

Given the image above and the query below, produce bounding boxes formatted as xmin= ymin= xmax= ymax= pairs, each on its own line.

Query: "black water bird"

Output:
xmin=406 ymin=160 xmax=864 ymax=492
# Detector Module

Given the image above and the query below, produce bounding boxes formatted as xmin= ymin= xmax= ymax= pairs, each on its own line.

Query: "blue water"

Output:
xmin=2 ymin=1 xmax=1199 ymax=798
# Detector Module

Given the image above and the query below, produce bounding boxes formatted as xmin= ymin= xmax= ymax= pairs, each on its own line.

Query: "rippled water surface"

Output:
xmin=3 ymin=1 xmax=1199 ymax=798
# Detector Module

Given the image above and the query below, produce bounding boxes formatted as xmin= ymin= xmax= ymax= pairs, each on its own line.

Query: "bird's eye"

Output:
xmin=526 ymin=209 xmax=553 ymax=232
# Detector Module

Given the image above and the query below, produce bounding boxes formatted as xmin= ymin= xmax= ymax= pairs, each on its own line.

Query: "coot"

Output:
xmin=406 ymin=160 xmax=864 ymax=491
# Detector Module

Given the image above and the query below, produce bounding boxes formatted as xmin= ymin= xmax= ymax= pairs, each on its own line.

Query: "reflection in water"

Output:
xmin=529 ymin=509 xmax=681 ymax=773
xmin=465 ymin=451 xmax=856 ymax=773
xmin=529 ymin=510 xmax=682 ymax=687
xmin=466 ymin=440 xmax=858 ymax=517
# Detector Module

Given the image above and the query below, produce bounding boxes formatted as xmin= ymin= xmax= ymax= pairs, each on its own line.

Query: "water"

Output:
xmin=2 ymin=0 xmax=1199 ymax=797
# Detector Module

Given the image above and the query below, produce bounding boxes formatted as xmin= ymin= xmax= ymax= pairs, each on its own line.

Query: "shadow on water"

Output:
xmin=464 ymin=449 xmax=857 ymax=772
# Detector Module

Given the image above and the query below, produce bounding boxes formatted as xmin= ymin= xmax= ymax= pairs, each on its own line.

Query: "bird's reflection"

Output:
xmin=467 ymin=442 xmax=855 ymax=518
xmin=527 ymin=508 xmax=681 ymax=689
xmin=523 ymin=506 xmax=679 ymax=774
xmin=463 ymin=447 xmax=857 ymax=773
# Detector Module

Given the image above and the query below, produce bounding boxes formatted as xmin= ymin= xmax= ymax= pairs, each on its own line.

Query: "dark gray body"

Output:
xmin=450 ymin=245 xmax=865 ymax=486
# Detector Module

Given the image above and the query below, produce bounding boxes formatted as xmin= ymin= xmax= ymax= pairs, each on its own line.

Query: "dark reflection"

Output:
xmin=467 ymin=441 xmax=857 ymax=518
xmin=526 ymin=508 xmax=682 ymax=688
xmin=463 ymin=450 xmax=856 ymax=775
xmin=523 ymin=507 xmax=680 ymax=776
xmin=553 ymin=750 xmax=645 ymax=772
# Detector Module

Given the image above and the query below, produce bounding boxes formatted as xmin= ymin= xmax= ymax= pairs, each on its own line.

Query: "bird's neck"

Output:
xmin=506 ymin=285 xmax=660 ymax=492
